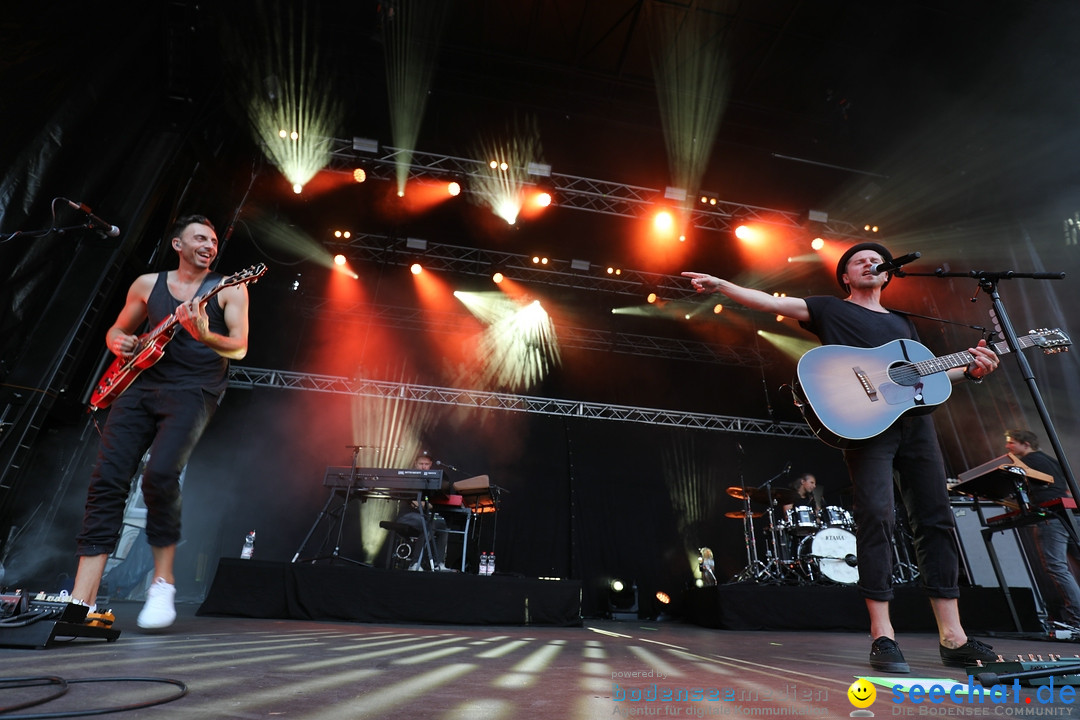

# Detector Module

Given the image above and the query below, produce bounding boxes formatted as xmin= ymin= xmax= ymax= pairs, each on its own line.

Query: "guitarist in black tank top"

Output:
xmin=682 ymin=243 xmax=999 ymax=673
xmin=72 ymin=215 xmax=250 ymax=630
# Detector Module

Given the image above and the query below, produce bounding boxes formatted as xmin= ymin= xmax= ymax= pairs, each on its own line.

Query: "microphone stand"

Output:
xmin=906 ymin=266 xmax=1079 ymax=515
xmin=755 ymin=464 xmax=795 ymax=580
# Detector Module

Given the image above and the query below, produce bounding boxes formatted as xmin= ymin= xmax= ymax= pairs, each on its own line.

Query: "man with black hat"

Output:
xmin=683 ymin=243 xmax=999 ymax=673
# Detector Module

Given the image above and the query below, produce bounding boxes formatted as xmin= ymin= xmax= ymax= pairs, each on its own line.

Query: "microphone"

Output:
xmin=844 ymin=554 xmax=858 ymax=567
xmin=435 ymin=460 xmax=459 ymax=472
xmin=783 ymin=461 xmax=792 ymax=474
xmin=63 ymin=198 xmax=120 ymax=237
xmin=870 ymin=252 xmax=920 ymax=275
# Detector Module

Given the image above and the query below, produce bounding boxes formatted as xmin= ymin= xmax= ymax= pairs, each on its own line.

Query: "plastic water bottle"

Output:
xmin=241 ymin=530 xmax=256 ymax=559
xmin=488 ymin=552 xmax=496 ymax=576
xmin=479 ymin=552 xmax=490 ymax=576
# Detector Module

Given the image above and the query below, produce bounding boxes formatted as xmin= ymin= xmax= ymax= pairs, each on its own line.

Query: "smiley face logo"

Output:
xmin=847 ymin=678 xmax=876 ymax=708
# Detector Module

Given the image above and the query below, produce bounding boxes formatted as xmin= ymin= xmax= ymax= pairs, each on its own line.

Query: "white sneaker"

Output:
xmin=137 ymin=577 xmax=176 ymax=630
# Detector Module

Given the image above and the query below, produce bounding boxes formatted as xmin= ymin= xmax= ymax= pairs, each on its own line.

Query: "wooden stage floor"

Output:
xmin=1 ymin=601 xmax=1079 ymax=718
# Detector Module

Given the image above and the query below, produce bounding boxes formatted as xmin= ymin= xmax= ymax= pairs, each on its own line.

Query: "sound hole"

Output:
xmin=888 ymin=363 xmax=920 ymax=386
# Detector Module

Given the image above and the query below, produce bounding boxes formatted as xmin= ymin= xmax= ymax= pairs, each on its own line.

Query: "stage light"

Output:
xmin=290 ymin=130 xmax=299 ymax=141
xmin=352 ymin=137 xmax=379 ymax=153
xmin=291 ymin=274 xmax=301 ymax=292
xmin=532 ymin=256 xmax=549 ymax=265
xmin=654 ymin=210 xmax=675 ymax=233
xmin=492 ymin=272 xmax=504 ymax=284
xmin=447 ymin=181 xmax=461 ymax=196
xmin=534 ymin=191 xmax=552 ymax=207
xmin=646 ymin=292 xmax=658 ymax=304
xmin=397 ymin=189 xmax=405 ymax=198
xmin=606 ymin=267 xmax=622 ymax=275
xmin=489 ymin=160 xmax=498 ymax=169
xmin=499 ymin=161 xmax=509 ymax=171
xmin=278 ymin=129 xmax=288 ymax=139
xmin=527 ymin=161 xmax=552 ymax=177
xmin=292 ymin=183 xmax=303 ymax=194
xmin=496 ymin=199 xmax=519 ymax=224
xmin=410 ymin=263 xmax=423 ymax=275
xmin=406 ymin=237 xmax=428 ymax=251
xmin=811 ymin=237 xmax=825 ymax=250
xmin=664 ymin=186 xmax=687 ymax=202
xmin=734 ymin=223 xmax=752 ymax=240
xmin=333 ymin=230 xmax=352 ymax=239
xmin=607 ymin=579 xmax=638 ymax=619
xmin=655 ymin=591 xmax=671 ymax=605
xmin=353 ymin=168 xmax=366 ymax=183
xmin=713 ymin=303 xmax=723 ymax=314
xmin=570 ymin=259 xmax=590 ymax=271
xmin=333 ymin=254 xmax=347 ymax=266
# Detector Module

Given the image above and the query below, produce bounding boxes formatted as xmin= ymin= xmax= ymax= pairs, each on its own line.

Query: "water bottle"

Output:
xmin=488 ymin=552 xmax=496 ymax=576
xmin=241 ymin=530 xmax=256 ymax=559
xmin=479 ymin=552 xmax=489 ymax=576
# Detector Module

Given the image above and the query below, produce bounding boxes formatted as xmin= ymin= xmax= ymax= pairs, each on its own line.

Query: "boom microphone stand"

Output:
xmin=901 ymin=266 xmax=1077 ymax=504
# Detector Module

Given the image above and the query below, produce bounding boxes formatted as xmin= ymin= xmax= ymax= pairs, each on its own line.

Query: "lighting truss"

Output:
xmin=228 ymin=366 xmax=815 ymax=438
xmin=326 ymin=137 xmax=867 ymax=239
xmin=300 ymin=299 xmax=770 ymax=367
xmin=329 ymin=232 xmax=700 ymax=300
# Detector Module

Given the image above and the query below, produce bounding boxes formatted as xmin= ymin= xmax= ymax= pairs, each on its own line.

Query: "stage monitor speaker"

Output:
xmin=952 ymin=502 xmax=1034 ymax=591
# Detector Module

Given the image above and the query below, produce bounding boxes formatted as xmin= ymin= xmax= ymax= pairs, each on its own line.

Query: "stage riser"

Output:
xmin=685 ymin=583 xmax=1041 ymax=632
xmin=197 ymin=559 xmax=582 ymax=626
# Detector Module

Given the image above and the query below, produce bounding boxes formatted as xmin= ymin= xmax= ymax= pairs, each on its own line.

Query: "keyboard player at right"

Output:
xmin=1004 ymin=428 xmax=1080 ymax=635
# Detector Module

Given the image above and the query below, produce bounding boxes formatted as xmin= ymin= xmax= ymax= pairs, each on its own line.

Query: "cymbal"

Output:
xmin=725 ymin=486 xmax=751 ymax=500
xmin=725 ymin=486 xmax=800 ymax=506
xmin=724 ymin=510 xmax=763 ymax=519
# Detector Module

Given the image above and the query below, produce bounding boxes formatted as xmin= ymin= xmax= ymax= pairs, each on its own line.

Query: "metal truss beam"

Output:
xmin=328 ymin=232 xmax=708 ymax=301
xmin=301 ymin=299 xmax=770 ymax=367
xmin=228 ymin=366 xmax=816 ymax=439
xmin=324 ymin=137 xmax=869 ymax=239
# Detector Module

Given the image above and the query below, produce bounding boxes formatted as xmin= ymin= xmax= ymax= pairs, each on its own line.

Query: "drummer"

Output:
xmin=782 ymin=473 xmax=825 ymax=515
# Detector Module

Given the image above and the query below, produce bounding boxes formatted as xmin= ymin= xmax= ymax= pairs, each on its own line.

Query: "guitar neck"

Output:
xmin=146 ymin=278 xmax=228 ymax=343
xmin=914 ymin=336 xmax=1033 ymax=377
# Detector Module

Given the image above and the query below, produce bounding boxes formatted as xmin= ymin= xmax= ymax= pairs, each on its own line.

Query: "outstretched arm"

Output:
xmin=681 ymin=271 xmax=811 ymax=322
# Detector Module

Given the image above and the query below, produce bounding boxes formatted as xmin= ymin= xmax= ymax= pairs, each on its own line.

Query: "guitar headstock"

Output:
xmin=222 ymin=263 xmax=268 ymax=288
xmin=1029 ymin=328 xmax=1071 ymax=354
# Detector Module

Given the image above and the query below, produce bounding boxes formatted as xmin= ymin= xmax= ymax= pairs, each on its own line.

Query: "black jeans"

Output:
xmin=76 ymin=385 xmax=218 ymax=555
xmin=843 ymin=414 xmax=960 ymax=601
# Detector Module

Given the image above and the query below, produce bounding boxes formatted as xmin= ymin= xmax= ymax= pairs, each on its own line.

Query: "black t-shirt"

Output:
xmin=1022 ymin=450 xmax=1069 ymax=504
xmin=800 ymin=295 xmax=918 ymax=348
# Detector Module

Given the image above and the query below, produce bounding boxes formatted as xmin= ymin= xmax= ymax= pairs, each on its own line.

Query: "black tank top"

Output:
xmin=138 ymin=271 xmax=230 ymax=396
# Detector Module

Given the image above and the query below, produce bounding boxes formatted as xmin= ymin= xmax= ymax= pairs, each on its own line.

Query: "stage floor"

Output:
xmin=0 ymin=600 xmax=1077 ymax=718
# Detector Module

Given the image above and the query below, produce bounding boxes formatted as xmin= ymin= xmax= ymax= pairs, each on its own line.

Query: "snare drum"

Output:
xmin=820 ymin=505 xmax=854 ymax=530
xmin=785 ymin=505 xmax=819 ymax=535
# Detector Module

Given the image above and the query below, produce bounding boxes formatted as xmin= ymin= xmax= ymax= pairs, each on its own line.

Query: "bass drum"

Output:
xmin=798 ymin=527 xmax=859 ymax=585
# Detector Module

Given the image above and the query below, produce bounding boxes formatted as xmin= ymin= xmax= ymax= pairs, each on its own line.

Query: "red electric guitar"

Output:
xmin=88 ymin=264 xmax=266 ymax=410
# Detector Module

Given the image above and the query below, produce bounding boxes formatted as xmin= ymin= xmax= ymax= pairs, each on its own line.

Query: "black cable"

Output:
xmin=0 ymin=677 xmax=67 ymax=714
xmin=0 ymin=676 xmax=187 ymax=719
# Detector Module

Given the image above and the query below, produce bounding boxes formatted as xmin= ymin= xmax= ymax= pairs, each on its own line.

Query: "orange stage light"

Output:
xmin=654 ymin=210 xmax=675 ymax=233
xmin=492 ymin=272 xmax=504 ymax=284
xmin=410 ymin=263 xmax=423 ymax=275
xmin=333 ymin=254 xmax=347 ymax=266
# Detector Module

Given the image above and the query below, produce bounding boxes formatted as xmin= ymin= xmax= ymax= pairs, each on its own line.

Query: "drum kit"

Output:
xmin=727 ymin=482 xmax=859 ymax=585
